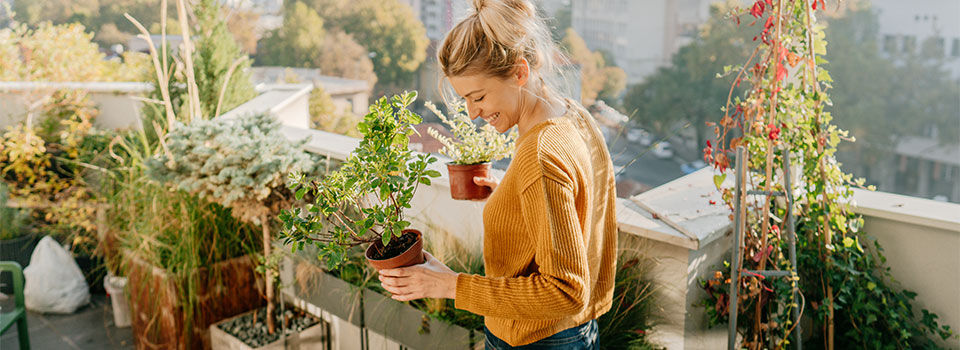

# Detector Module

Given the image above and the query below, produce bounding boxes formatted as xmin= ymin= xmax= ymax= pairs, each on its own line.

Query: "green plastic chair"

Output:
xmin=0 ymin=261 xmax=29 ymax=350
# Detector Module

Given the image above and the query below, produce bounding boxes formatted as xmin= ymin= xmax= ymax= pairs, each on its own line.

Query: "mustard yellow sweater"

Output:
xmin=455 ymin=99 xmax=618 ymax=346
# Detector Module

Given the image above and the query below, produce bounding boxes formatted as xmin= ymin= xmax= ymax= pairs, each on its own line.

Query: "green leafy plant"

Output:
xmin=697 ymin=0 xmax=954 ymax=348
xmin=424 ymin=101 xmax=516 ymax=165
xmin=280 ymin=91 xmax=440 ymax=270
xmin=0 ymin=182 xmax=31 ymax=240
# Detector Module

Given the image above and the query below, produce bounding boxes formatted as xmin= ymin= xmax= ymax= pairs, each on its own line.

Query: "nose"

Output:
xmin=466 ymin=101 xmax=481 ymax=120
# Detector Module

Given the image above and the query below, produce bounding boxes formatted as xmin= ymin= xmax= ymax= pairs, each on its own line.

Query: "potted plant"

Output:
xmin=424 ymin=101 xmax=516 ymax=200
xmin=280 ymin=91 xmax=440 ymax=271
xmin=146 ymin=112 xmax=325 ymax=348
xmin=0 ymin=182 xmax=37 ymax=295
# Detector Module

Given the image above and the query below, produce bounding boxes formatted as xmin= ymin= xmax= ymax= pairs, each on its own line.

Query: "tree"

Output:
xmin=225 ymin=8 xmax=261 ymax=54
xmin=256 ymin=2 xmax=377 ymax=87
xmin=13 ymin=0 xmax=171 ymax=47
xmin=192 ymin=0 xmax=257 ymax=119
xmin=622 ymin=4 xmax=753 ymax=150
xmin=560 ymin=28 xmax=627 ymax=105
xmin=302 ymin=0 xmax=427 ymax=93
xmin=546 ymin=3 xmax=571 ymax=42
xmin=823 ymin=5 xmax=959 ymax=172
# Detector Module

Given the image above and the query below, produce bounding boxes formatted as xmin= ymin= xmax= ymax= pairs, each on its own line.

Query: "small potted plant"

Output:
xmin=425 ymin=101 xmax=516 ymax=200
xmin=280 ymin=91 xmax=440 ymax=271
xmin=0 ymin=182 xmax=37 ymax=295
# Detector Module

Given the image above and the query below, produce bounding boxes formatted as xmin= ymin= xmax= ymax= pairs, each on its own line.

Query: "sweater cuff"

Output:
xmin=454 ymin=273 xmax=480 ymax=312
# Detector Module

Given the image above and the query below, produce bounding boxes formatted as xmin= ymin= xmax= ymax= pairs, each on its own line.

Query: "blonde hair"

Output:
xmin=437 ymin=0 xmax=570 ymax=102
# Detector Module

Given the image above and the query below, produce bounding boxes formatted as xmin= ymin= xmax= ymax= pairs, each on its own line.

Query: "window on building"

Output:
xmin=903 ymin=35 xmax=917 ymax=54
xmin=883 ymin=35 xmax=897 ymax=53
xmin=921 ymin=37 xmax=946 ymax=58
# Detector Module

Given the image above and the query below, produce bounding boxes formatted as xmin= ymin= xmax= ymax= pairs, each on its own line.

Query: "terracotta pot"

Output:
xmin=446 ymin=162 xmax=492 ymax=200
xmin=365 ymin=229 xmax=425 ymax=270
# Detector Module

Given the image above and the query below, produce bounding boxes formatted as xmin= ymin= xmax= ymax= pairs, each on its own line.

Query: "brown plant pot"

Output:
xmin=447 ymin=162 xmax=492 ymax=200
xmin=365 ymin=229 xmax=425 ymax=270
xmin=126 ymin=253 xmax=263 ymax=350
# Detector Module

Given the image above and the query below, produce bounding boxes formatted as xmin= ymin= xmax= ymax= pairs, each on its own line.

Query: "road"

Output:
xmin=606 ymin=135 xmax=687 ymax=188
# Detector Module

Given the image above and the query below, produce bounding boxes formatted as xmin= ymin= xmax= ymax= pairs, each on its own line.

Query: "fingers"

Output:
xmin=391 ymin=293 xmax=420 ymax=302
xmin=379 ymin=274 xmax=421 ymax=301
xmin=378 ymin=267 xmax=410 ymax=277
xmin=472 ymin=176 xmax=498 ymax=189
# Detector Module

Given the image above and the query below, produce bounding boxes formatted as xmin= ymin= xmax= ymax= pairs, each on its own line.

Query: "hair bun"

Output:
xmin=472 ymin=0 xmax=486 ymax=12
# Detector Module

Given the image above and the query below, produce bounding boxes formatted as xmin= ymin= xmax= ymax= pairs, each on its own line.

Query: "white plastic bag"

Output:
xmin=24 ymin=236 xmax=90 ymax=313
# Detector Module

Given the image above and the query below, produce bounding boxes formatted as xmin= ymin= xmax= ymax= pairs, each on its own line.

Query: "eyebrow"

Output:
xmin=464 ymin=89 xmax=483 ymax=98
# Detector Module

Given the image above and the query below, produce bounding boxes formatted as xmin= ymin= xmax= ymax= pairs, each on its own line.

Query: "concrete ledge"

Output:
xmin=0 ymin=81 xmax=152 ymax=93
xmin=851 ymin=187 xmax=960 ymax=232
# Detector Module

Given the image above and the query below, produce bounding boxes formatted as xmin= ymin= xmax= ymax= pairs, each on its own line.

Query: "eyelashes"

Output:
xmin=474 ymin=96 xmax=485 ymax=102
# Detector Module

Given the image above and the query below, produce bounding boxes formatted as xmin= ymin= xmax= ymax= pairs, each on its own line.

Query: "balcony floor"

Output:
xmin=1 ymin=293 xmax=134 ymax=349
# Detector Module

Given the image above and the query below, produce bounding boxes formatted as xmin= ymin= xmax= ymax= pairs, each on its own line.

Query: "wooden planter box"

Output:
xmin=209 ymin=308 xmax=325 ymax=350
xmin=127 ymin=253 xmax=264 ymax=350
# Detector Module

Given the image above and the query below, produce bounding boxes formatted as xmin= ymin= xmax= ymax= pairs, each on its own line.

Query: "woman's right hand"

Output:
xmin=473 ymin=175 xmax=500 ymax=193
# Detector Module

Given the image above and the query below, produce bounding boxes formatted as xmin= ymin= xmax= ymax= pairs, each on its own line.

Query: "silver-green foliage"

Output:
xmin=425 ymin=101 xmax=516 ymax=165
xmin=147 ymin=113 xmax=316 ymax=224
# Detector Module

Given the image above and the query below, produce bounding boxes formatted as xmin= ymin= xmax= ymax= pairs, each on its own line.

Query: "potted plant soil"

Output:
xmin=424 ymin=101 xmax=515 ymax=200
xmin=280 ymin=91 xmax=441 ymax=271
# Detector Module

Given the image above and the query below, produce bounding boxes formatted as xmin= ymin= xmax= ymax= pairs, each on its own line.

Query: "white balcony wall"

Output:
xmin=851 ymin=188 xmax=960 ymax=349
xmin=0 ymin=82 xmax=150 ymax=130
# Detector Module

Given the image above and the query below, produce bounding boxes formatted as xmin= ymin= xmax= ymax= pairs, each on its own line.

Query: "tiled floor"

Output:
xmin=1 ymin=293 xmax=134 ymax=350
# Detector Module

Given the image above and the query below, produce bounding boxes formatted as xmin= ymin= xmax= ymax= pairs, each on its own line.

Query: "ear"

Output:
xmin=514 ymin=57 xmax=530 ymax=87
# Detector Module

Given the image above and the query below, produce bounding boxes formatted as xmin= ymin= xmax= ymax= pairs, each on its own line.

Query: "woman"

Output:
xmin=378 ymin=0 xmax=617 ymax=348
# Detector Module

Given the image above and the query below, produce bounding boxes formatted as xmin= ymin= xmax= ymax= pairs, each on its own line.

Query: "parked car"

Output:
xmin=652 ymin=141 xmax=673 ymax=159
xmin=626 ymin=128 xmax=653 ymax=146
xmin=681 ymin=160 xmax=707 ymax=174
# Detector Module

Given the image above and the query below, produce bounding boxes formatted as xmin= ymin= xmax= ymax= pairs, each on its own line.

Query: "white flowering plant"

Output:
xmin=425 ymin=101 xmax=516 ymax=165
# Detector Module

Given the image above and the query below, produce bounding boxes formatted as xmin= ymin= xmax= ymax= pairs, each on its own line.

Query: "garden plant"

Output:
xmin=147 ymin=113 xmax=319 ymax=340
xmin=698 ymin=0 xmax=954 ymax=348
xmin=425 ymin=100 xmax=515 ymax=200
xmin=280 ymin=91 xmax=441 ymax=271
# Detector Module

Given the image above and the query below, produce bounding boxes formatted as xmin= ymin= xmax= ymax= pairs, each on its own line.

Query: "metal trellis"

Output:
xmin=727 ymin=146 xmax=801 ymax=350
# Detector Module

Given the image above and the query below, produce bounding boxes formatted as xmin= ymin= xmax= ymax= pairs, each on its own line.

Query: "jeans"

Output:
xmin=483 ymin=320 xmax=599 ymax=350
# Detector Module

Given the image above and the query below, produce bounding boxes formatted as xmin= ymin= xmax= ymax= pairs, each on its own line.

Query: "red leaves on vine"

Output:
xmin=767 ymin=123 xmax=781 ymax=140
xmin=775 ymin=62 xmax=787 ymax=83
xmin=749 ymin=1 xmax=765 ymax=18
xmin=812 ymin=0 xmax=825 ymax=10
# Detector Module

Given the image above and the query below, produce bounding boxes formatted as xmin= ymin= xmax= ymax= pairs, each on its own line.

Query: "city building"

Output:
xmin=571 ymin=0 xmax=714 ymax=84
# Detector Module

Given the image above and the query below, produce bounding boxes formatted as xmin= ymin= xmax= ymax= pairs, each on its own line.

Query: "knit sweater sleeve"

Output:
xmin=454 ymin=174 xmax=589 ymax=320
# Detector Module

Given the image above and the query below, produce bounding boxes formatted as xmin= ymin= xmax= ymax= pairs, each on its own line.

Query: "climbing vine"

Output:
xmin=699 ymin=0 xmax=954 ymax=348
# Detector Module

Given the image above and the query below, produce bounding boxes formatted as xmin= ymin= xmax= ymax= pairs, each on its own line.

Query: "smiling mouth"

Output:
xmin=483 ymin=112 xmax=500 ymax=125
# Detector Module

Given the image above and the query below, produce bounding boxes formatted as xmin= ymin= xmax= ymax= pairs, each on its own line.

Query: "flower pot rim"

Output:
xmin=365 ymin=229 xmax=422 ymax=262
xmin=0 ymin=230 xmax=38 ymax=243
xmin=446 ymin=161 xmax=491 ymax=167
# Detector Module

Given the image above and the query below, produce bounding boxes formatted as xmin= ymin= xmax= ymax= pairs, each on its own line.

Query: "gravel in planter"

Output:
xmin=217 ymin=306 xmax=320 ymax=348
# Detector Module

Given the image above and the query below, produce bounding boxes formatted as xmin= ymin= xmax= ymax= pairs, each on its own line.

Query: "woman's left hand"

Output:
xmin=378 ymin=251 xmax=459 ymax=301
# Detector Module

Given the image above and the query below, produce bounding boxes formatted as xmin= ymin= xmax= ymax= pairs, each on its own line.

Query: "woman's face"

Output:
xmin=448 ymin=74 xmax=523 ymax=133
